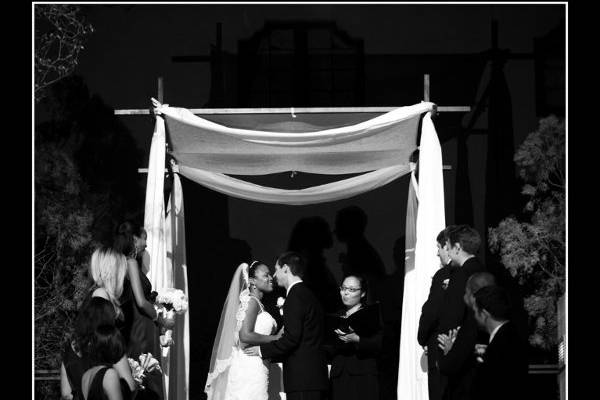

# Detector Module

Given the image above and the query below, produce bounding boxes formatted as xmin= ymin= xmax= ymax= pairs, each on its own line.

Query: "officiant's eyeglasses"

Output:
xmin=339 ymin=286 xmax=362 ymax=293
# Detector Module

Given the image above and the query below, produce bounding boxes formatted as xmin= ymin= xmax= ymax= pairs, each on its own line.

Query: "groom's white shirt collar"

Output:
xmin=286 ymin=279 xmax=303 ymax=296
xmin=489 ymin=320 xmax=508 ymax=344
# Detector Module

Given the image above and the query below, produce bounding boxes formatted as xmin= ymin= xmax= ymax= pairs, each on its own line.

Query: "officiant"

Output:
xmin=324 ymin=274 xmax=383 ymax=400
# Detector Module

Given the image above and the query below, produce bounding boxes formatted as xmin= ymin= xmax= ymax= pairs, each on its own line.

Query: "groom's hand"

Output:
xmin=243 ymin=346 xmax=260 ymax=357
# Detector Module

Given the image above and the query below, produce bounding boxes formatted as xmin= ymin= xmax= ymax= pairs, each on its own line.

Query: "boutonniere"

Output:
xmin=441 ymin=279 xmax=450 ymax=290
xmin=474 ymin=344 xmax=487 ymax=363
xmin=276 ymin=297 xmax=285 ymax=315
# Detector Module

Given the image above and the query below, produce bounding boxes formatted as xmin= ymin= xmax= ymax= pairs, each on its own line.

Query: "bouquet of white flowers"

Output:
xmin=155 ymin=288 xmax=188 ymax=349
xmin=128 ymin=353 xmax=162 ymax=390
xmin=155 ymin=288 xmax=188 ymax=314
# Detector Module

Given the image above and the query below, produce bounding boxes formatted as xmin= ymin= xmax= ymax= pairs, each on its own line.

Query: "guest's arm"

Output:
xmin=102 ymin=368 xmax=124 ymax=400
xmin=239 ymin=298 xmax=280 ymax=345
xmin=60 ymin=362 xmax=73 ymax=400
xmin=113 ymin=355 xmax=136 ymax=392
xmin=126 ymin=259 xmax=157 ymax=320
xmin=140 ymin=250 xmax=151 ymax=275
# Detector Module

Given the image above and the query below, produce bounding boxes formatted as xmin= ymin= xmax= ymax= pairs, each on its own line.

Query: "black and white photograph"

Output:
xmin=33 ymin=2 xmax=567 ymax=400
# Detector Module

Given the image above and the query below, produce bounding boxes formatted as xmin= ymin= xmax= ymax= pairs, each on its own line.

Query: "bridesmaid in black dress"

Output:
xmin=61 ymin=247 xmax=136 ymax=399
xmin=81 ymin=325 xmax=132 ymax=400
xmin=113 ymin=221 xmax=164 ymax=400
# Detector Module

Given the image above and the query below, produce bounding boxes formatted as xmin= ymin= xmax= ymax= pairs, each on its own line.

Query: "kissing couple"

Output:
xmin=205 ymin=251 xmax=329 ymax=400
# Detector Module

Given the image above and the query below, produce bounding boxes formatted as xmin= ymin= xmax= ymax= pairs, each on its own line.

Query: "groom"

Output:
xmin=246 ymin=251 xmax=329 ymax=400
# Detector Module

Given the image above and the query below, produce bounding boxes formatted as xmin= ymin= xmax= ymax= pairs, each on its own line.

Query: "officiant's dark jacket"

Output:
xmin=472 ymin=321 xmax=528 ymax=400
xmin=260 ymin=282 xmax=329 ymax=393
xmin=324 ymin=303 xmax=383 ymax=400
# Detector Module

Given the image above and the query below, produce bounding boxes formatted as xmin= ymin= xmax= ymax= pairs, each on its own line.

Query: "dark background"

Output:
xmin=32 ymin=3 xmax=568 ymax=400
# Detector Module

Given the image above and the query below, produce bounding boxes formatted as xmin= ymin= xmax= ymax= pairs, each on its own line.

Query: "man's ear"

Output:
xmin=482 ymin=308 xmax=492 ymax=321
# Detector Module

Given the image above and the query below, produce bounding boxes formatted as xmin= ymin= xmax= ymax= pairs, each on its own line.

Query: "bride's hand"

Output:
xmin=275 ymin=328 xmax=284 ymax=339
xmin=243 ymin=346 xmax=260 ymax=357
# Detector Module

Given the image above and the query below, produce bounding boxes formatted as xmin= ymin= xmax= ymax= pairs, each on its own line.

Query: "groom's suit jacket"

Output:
xmin=260 ymin=282 xmax=329 ymax=393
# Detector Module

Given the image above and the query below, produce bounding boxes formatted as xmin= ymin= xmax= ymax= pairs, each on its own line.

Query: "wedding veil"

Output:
xmin=204 ymin=262 xmax=251 ymax=399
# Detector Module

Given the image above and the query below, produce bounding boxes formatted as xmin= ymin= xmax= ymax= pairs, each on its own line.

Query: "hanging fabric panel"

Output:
xmin=398 ymin=166 xmax=421 ymax=399
xmin=145 ymin=115 xmax=170 ymax=292
xmin=397 ymin=112 xmax=446 ymax=400
xmin=165 ymin=173 xmax=190 ymax=400
xmin=176 ymin=164 xmax=411 ymax=205
xmin=158 ymin=102 xmax=434 ymax=175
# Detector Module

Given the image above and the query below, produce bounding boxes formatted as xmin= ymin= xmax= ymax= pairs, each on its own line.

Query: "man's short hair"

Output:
xmin=437 ymin=225 xmax=457 ymax=246
xmin=277 ymin=251 xmax=307 ymax=279
xmin=473 ymin=285 xmax=511 ymax=321
xmin=447 ymin=225 xmax=481 ymax=255
xmin=467 ymin=272 xmax=496 ymax=295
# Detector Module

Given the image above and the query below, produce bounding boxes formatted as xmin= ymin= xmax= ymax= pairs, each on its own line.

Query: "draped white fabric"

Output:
xmin=144 ymin=115 xmax=181 ymax=400
xmin=158 ymin=102 xmax=434 ymax=175
xmin=177 ymin=164 xmax=411 ymax=205
xmin=398 ymin=168 xmax=421 ymax=399
xmin=398 ymin=113 xmax=446 ymax=400
xmin=145 ymin=116 xmax=170 ymax=291
xmin=165 ymin=173 xmax=190 ymax=400
xmin=144 ymin=101 xmax=444 ymax=400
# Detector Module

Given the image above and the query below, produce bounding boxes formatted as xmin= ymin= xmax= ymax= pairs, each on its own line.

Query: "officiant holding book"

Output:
xmin=324 ymin=275 xmax=383 ymax=400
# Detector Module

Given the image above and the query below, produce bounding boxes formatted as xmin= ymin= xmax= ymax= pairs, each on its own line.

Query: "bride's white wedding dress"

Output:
xmin=225 ymin=296 xmax=278 ymax=400
xmin=205 ymin=263 xmax=284 ymax=400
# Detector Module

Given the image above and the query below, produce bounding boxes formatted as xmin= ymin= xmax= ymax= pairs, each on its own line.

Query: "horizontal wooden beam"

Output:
xmin=115 ymin=105 xmax=470 ymax=115
xmin=137 ymin=166 xmax=453 ymax=174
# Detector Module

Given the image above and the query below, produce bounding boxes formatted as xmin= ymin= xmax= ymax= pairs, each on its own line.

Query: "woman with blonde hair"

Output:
xmin=60 ymin=247 xmax=135 ymax=400
xmin=89 ymin=246 xmax=128 ymax=318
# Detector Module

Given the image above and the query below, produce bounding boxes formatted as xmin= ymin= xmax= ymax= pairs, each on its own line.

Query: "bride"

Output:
xmin=205 ymin=261 xmax=282 ymax=400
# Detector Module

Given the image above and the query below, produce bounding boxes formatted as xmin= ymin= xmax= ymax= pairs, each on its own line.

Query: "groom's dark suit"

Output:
xmin=260 ymin=282 xmax=329 ymax=400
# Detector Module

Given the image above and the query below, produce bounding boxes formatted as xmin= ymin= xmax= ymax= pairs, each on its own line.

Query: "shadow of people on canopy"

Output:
xmin=287 ymin=216 xmax=342 ymax=314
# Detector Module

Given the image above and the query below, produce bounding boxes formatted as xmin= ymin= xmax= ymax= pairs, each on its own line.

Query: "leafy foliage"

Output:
xmin=35 ymin=142 xmax=95 ymax=399
xmin=35 ymin=77 xmax=144 ymax=398
xmin=35 ymin=4 xmax=94 ymax=102
xmin=488 ymin=116 xmax=565 ymax=349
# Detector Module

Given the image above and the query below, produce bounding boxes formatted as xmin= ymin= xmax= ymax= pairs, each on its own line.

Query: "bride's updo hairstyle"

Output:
xmin=247 ymin=260 xmax=263 ymax=279
xmin=241 ymin=260 xmax=264 ymax=290
xmin=113 ymin=220 xmax=145 ymax=259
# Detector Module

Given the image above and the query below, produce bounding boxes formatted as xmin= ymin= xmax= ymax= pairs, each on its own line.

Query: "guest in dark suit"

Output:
xmin=435 ymin=225 xmax=486 ymax=400
xmin=470 ymin=285 xmax=528 ymax=400
xmin=255 ymin=251 xmax=329 ymax=400
xmin=437 ymin=272 xmax=496 ymax=399
xmin=325 ymin=274 xmax=383 ymax=400
xmin=417 ymin=226 xmax=455 ymax=400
